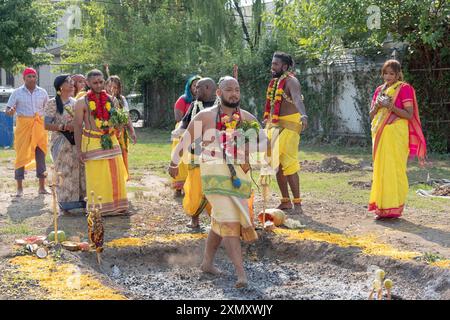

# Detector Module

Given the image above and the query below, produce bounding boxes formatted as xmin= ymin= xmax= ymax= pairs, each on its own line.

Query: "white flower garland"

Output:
xmin=191 ymin=100 xmax=204 ymax=119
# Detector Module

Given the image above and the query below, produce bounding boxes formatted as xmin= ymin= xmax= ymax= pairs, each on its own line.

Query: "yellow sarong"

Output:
xmin=267 ymin=113 xmax=302 ymax=176
xmin=369 ymin=119 xmax=409 ymax=218
xmin=171 ymin=122 xmax=188 ymax=190
xmin=14 ymin=115 xmax=48 ymax=170
xmin=200 ymin=161 xmax=257 ymax=242
xmin=183 ymin=166 xmax=212 ymax=217
xmin=82 ymin=129 xmax=128 ymax=216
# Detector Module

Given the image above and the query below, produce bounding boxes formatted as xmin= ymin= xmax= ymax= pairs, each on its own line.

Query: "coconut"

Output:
xmin=258 ymin=209 xmax=286 ymax=227
xmin=264 ymin=221 xmax=276 ymax=232
xmin=36 ymin=247 xmax=48 ymax=259
xmin=25 ymin=244 xmax=39 ymax=253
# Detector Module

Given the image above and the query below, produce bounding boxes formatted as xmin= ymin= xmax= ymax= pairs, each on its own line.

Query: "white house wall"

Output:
xmin=336 ymin=74 xmax=364 ymax=134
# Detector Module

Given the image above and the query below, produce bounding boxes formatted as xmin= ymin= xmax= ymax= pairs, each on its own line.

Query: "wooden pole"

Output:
xmin=50 ymin=166 xmax=62 ymax=244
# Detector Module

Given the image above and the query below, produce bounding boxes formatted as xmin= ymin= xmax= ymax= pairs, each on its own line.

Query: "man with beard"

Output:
xmin=168 ymin=77 xmax=260 ymax=288
xmin=74 ymin=69 xmax=128 ymax=216
xmin=175 ymin=78 xmax=217 ymax=229
xmin=264 ymin=52 xmax=308 ymax=213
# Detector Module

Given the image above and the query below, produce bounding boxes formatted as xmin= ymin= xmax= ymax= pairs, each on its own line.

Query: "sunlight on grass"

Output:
xmin=0 ymin=223 xmax=35 ymax=236
xmin=1 ymin=128 xmax=448 ymax=213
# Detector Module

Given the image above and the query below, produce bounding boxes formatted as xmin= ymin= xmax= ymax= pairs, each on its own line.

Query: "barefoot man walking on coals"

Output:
xmin=264 ymin=52 xmax=308 ymax=213
xmin=169 ymin=77 xmax=260 ymax=288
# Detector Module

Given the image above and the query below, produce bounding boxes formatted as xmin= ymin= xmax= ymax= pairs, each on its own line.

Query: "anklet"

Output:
xmin=280 ymin=197 xmax=291 ymax=203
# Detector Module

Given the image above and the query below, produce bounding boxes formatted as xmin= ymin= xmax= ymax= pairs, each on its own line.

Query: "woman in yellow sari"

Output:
xmin=171 ymin=75 xmax=201 ymax=196
xmin=105 ymin=75 xmax=137 ymax=179
xmin=369 ymin=60 xmax=426 ymax=220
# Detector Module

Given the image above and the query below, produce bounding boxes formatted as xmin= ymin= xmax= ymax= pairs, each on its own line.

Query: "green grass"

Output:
xmin=0 ymin=223 xmax=35 ymax=236
xmin=129 ymin=128 xmax=171 ymax=167
xmin=1 ymin=128 xmax=449 ymax=213
xmin=0 ymin=149 xmax=14 ymax=159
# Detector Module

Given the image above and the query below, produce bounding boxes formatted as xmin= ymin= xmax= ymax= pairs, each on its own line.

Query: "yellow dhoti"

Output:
xmin=171 ymin=122 xmax=188 ymax=190
xmin=14 ymin=115 xmax=48 ymax=170
xmin=369 ymin=118 xmax=409 ymax=218
xmin=200 ymin=161 xmax=257 ymax=242
xmin=183 ymin=166 xmax=212 ymax=217
xmin=266 ymin=113 xmax=302 ymax=176
xmin=82 ymin=129 xmax=128 ymax=216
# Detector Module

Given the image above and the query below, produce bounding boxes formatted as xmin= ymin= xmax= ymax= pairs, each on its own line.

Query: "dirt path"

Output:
xmin=0 ymin=159 xmax=448 ymax=300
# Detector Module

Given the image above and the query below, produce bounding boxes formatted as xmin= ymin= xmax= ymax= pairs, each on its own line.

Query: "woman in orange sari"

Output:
xmin=369 ymin=60 xmax=426 ymax=220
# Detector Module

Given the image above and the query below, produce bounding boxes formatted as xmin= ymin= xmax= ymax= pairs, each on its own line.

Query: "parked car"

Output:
xmin=0 ymin=86 xmax=15 ymax=112
xmin=126 ymin=93 xmax=144 ymax=123
xmin=0 ymin=86 xmax=16 ymax=126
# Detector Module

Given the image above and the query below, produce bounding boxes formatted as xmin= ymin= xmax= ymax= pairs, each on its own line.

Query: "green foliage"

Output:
xmin=109 ymin=107 xmax=129 ymax=127
xmin=353 ymin=68 xmax=381 ymax=144
xmin=0 ymin=0 xmax=64 ymax=70
xmin=58 ymin=0 xmax=448 ymax=152
xmin=268 ymin=0 xmax=449 ymax=152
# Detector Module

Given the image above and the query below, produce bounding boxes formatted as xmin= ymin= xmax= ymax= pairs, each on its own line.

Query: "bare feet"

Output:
xmin=38 ymin=189 xmax=51 ymax=195
xmin=200 ymin=263 xmax=222 ymax=276
xmin=187 ymin=216 xmax=200 ymax=229
xmin=174 ymin=189 xmax=183 ymax=198
xmin=235 ymin=276 xmax=248 ymax=289
xmin=277 ymin=201 xmax=293 ymax=211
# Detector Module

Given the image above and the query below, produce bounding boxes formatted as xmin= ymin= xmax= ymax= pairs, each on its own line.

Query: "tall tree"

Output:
xmin=0 ymin=0 xmax=63 ymax=70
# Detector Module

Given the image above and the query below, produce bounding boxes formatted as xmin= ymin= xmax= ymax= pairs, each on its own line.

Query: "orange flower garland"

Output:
xmin=264 ymin=72 xmax=291 ymax=124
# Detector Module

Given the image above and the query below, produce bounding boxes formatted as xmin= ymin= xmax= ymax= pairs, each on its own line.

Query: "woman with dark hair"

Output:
xmin=72 ymin=74 xmax=87 ymax=99
xmin=171 ymin=75 xmax=202 ymax=196
xmin=44 ymin=75 xmax=86 ymax=214
xmin=369 ymin=59 xmax=426 ymax=220
xmin=105 ymin=75 xmax=137 ymax=177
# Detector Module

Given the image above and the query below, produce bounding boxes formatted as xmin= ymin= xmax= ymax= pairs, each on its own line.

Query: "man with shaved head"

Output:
xmin=176 ymin=77 xmax=217 ymax=229
xmin=168 ymin=76 xmax=261 ymax=288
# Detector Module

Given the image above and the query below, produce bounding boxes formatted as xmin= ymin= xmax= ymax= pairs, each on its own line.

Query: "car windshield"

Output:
xmin=128 ymin=95 xmax=143 ymax=105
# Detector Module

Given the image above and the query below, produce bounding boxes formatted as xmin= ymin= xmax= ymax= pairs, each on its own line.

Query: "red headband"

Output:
xmin=23 ymin=68 xmax=37 ymax=77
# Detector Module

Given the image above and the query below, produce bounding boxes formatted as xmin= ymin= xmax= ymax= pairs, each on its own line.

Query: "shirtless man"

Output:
xmin=264 ymin=51 xmax=308 ymax=213
xmin=169 ymin=76 xmax=260 ymax=288
xmin=74 ymin=69 xmax=129 ymax=216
